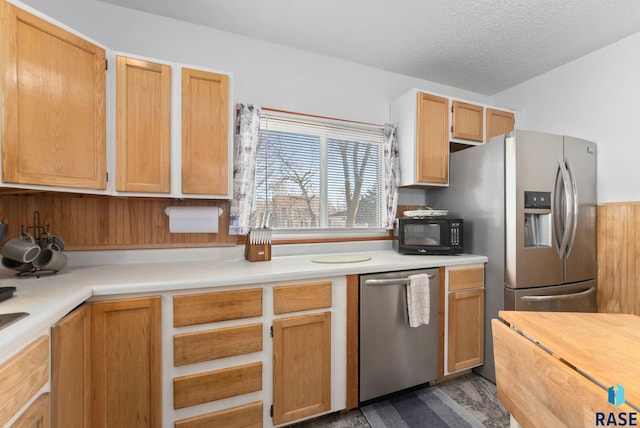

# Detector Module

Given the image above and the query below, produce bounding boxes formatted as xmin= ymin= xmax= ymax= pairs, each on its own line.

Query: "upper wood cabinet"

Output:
xmin=391 ymin=89 xmax=449 ymax=187
xmin=181 ymin=67 xmax=230 ymax=196
xmin=486 ymin=108 xmax=515 ymax=141
xmin=451 ymin=101 xmax=483 ymax=142
xmin=416 ymin=92 xmax=449 ymax=185
xmin=115 ymin=56 xmax=171 ymax=193
xmin=392 ymin=88 xmax=515 ymax=187
xmin=1 ymin=1 xmax=107 ymax=190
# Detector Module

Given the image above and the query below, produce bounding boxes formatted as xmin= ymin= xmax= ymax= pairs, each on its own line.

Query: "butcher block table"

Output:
xmin=492 ymin=311 xmax=640 ymax=428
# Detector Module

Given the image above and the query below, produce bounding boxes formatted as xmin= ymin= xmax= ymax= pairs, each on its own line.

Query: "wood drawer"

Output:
xmin=174 ymin=323 xmax=263 ymax=366
xmin=173 ymin=362 xmax=262 ymax=409
xmin=175 ymin=401 xmax=263 ymax=428
xmin=0 ymin=336 xmax=49 ymax=427
xmin=173 ymin=288 xmax=262 ymax=327
xmin=449 ymin=267 xmax=484 ymax=292
xmin=273 ymin=281 xmax=332 ymax=314
xmin=11 ymin=393 xmax=51 ymax=428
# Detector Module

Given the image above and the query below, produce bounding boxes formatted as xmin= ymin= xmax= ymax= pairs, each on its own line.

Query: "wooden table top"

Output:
xmin=498 ymin=311 xmax=640 ymax=407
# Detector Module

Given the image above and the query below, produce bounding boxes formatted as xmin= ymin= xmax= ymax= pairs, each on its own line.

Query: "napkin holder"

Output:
xmin=244 ymin=231 xmax=272 ymax=262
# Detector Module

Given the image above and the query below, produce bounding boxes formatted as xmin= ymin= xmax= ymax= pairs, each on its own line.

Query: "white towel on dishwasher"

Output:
xmin=406 ymin=273 xmax=431 ymax=327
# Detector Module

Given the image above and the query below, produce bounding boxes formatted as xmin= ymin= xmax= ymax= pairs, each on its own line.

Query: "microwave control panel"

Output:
xmin=450 ymin=220 xmax=462 ymax=247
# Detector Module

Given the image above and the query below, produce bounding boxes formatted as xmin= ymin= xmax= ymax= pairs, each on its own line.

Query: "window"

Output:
xmin=254 ymin=110 xmax=386 ymax=233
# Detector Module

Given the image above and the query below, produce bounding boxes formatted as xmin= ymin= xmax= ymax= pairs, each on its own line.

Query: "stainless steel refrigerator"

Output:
xmin=429 ymin=129 xmax=597 ymax=382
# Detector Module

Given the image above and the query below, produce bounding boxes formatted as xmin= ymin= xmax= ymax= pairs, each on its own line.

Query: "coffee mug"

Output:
xmin=1 ymin=256 xmax=34 ymax=273
xmin=32 ymin=248 xmax=67 ymax=272
xmin=45 ymin=232 xmax=65 ymax=251
xmin=1 ymin=233 xmax=41 ymax=263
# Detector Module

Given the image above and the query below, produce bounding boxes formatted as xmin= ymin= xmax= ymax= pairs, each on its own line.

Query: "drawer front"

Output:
xmin=174 ymin=323 xmax=263 ymax=366
xmin=173 ymin=288 xmax=262 ymax=327
xmin=449 ymin=267 xmax=484 ymax=292
xmin=174 ymin=401 xmax=263 ymax=428
xmin=11 ymin=393 xmax=50 ymax=428
xmin=173 ymin=362 xmax=262 ymax=409
xmin=0 ymin=336 xmax=49 ymax=427
xmin=273 ymin=281 xmax=332 ymax=314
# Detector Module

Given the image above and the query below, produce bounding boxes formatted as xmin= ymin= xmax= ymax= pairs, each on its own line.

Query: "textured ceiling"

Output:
xmin=98 ymin=0 xmax=640 ymax=95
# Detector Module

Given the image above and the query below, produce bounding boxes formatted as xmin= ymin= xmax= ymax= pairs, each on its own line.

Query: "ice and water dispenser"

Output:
xmin=524 ymin=191 xmax=552 ymax=248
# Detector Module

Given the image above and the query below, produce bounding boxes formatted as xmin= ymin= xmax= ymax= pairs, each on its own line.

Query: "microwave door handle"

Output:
xmin=521 ymin=286 xmax=595 ymax=302
xmin=363 ymin=274 xmax=436 ymax=286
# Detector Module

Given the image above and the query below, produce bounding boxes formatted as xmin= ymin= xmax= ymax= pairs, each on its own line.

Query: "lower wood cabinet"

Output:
xmin=443 ymin=265 xmax=485 ymax=377
xmin=448 ymin=288 xmax=484 ymax=372
xmin=51 ymin=304 xmax=91 ymax=428
xmin=91 ymin=296 xmax=162 ymax=428
xmin=11 ymin=393 xmax=51 ymax=428
xmin=0 ymin=336 xmax=49 ymax=427
xmin=51 ymin=296 xmax=161 ymax=428
xmin=174 ymin=362 xmax=262 ymax=409
xmin=272 ymin=312 xmax=332 ymax=425
xmin=174 ymin=401 xmax=263 ymax=428
xmin=47 ymin=279 xmax=344 ymax=427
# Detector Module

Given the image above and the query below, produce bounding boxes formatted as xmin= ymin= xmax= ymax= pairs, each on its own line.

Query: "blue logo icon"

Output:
xmin=608 ymin=384 xmax=625 ymax=407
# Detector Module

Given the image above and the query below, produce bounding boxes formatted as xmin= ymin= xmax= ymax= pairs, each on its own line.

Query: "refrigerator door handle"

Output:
xmin=564 ymin=159 xmax=579 ymax=258
xmin=520 ymin=286 xmax=595 ymax=302
xmin=553 ymin=158 xmax=572 ymax=257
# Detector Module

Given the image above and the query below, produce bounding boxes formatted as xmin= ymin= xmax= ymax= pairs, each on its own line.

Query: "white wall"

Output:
xmin=491 ymin=32 xmax=640 ymax=204
xmin=16 ymin=0 xmax=489 ymax=125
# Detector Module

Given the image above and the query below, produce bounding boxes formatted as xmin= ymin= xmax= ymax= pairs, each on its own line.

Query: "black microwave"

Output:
xmin=393 ymin=217 xmax=463 ymax=255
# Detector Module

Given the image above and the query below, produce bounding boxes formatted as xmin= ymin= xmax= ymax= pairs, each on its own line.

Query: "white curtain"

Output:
xmin=383 ymin=123 xmax=400 ymax=229
xmin=229 ymin=104 xmax=261 ymax=235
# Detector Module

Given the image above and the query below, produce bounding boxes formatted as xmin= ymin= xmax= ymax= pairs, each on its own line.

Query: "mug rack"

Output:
xmin=12 ymin=210 xmax=66 ymax=278
xmin=21 ymin=210 xmax=51 ymax=249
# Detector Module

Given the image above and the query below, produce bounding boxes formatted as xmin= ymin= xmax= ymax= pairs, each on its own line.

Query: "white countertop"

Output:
xmin=0 ymin=248 xmax=487 ymax=363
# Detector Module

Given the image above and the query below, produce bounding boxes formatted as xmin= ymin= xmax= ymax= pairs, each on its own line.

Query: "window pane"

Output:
xmin=255 ymin=129 xmax=321 ymax=228
xmin=255 ymin=112 xmax=385 ymax=231
xmin=327 ymin=139 xmax=381 ymax=228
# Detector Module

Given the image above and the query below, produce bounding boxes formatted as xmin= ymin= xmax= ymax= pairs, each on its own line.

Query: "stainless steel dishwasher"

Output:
xmin=359 ymin=268 xmax=439 ymax=403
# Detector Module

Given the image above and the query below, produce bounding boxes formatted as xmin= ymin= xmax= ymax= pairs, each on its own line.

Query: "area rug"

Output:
xmin=361 ymin=386 xmax=485 ymax=428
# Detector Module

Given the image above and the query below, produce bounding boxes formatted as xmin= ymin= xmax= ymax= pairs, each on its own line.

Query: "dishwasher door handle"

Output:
xmin=363 ymin=274 xmax=436 ymax=286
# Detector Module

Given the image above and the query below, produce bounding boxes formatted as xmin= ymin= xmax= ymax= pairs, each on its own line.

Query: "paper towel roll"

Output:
xmin=165 ymin=206 xmax=221 ymax=233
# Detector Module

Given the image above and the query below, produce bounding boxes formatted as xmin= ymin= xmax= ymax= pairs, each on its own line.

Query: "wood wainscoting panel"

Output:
xmin=597 ymin=203 xmax=640 ymax=314
xmin=0 ymin=193 xmax=234 ymax=250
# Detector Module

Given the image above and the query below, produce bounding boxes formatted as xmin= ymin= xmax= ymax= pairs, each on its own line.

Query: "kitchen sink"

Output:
xmin=0 ymin=312 xmax=28 ymax=331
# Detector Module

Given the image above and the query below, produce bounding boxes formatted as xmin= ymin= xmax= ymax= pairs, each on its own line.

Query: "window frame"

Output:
xmin=255 ymin=109 xmax=389 ymax=240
